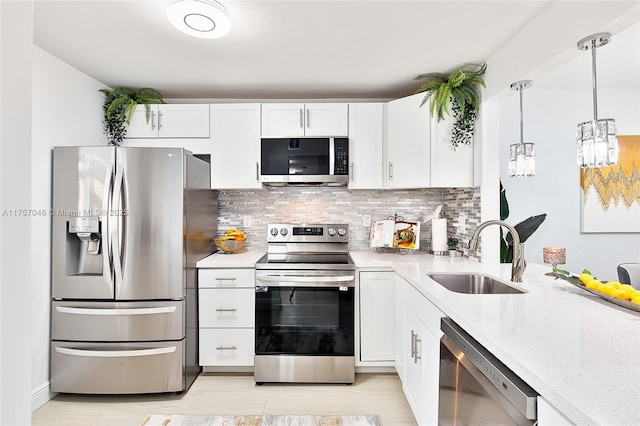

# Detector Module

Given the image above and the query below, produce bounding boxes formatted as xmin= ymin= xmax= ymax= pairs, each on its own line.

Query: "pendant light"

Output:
xmin=576 ymin=32 xmax=618 ymax=168
xmin=167 ymin=0 xmax=231 ymax=39
xmin=508 ymin=80 xmax=535 ymax=177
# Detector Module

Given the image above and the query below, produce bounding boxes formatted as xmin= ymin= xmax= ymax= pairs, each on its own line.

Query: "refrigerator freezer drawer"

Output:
xmin=51 ymin=300 xmax=184 ymax=341
xmin=51 ymin=341 xmax=185 ymax=394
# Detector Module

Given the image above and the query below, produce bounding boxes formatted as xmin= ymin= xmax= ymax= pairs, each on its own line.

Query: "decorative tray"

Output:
xmin=555 ymin=271 xmax=640 ymax=314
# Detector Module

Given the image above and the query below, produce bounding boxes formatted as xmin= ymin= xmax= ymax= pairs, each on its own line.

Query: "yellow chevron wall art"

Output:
xmin=580 ymin=135 xmax=640 ymax=233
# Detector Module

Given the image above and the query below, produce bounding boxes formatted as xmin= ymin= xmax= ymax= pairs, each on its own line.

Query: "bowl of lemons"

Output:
xmin=215 ymin=228 xmax=246 ymax=254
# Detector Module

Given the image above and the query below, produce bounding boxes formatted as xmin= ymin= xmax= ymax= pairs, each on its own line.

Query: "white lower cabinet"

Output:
xmin=198 ymin=268 xmax=255 ymax=368
xmin=537 ymin=396 xmax=575 ymax=425
xmin=359 ymin=271 xmax=395 ymax=362
xmin=395 ymin=274 xmax=443 ymax=426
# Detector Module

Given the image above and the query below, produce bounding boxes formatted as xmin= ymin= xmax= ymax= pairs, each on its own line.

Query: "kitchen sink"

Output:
xmin=428 ymin=273 xmax=526 ymax=294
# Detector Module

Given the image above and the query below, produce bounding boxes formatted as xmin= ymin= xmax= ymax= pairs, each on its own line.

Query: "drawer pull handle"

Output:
xmin=216 ymin=346 xmax=237 ymax=351
xmin=56 ymin=306 xmax=176 ymax=316
xmin=215 ymin=277 xmax=237 ymax=284
xmin=55 ymin=346 xmax=176 ymax=358
xmin=215 ymin=308 xmax=237 ymax=313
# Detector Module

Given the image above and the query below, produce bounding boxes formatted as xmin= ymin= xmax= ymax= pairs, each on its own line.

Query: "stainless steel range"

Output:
xmin=254 ymin=223 xmax=355 ymax=384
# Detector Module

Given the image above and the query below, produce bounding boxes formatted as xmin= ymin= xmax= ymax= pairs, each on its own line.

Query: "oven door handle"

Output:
xmin=255 ymin=274 xmax=355 ymax=287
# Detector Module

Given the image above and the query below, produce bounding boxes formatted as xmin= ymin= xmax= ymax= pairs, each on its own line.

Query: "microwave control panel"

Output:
xmin=334 ymin=138 xmax=349 ymax=175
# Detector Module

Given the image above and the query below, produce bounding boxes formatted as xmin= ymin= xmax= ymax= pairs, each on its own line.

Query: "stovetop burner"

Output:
xmin=256 ymin=223 xmax=354 ymax=271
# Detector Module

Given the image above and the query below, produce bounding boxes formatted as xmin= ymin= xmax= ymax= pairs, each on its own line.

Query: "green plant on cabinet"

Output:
xmin=414 ymin=62 xmax=487 ymax=149
xmin=99 ymin=87 xmax=164 ymax=146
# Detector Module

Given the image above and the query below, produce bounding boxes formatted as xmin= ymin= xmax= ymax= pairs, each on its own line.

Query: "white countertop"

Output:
xmin=196 ymin=249 xmax=640 ymax=425
xmin=351 ymin=250 xmax=640 ymax=426
xmin=196 ymin=250 xmax=264 ymax=268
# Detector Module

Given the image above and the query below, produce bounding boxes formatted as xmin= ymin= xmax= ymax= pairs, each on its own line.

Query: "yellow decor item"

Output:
xmin=581 ymin=135 xmax=640 ymax=210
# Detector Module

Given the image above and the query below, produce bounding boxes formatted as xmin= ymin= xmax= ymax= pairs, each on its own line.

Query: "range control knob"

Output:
xmin=337 ymin=228 xmax=347 ymax=236
xmin=270 ymin=227 xmax=279 ymax=236
xmin=280 ymin=228 xmax=289 ymax=236
xmin=328 ymin=228 xmax=337 ymax=236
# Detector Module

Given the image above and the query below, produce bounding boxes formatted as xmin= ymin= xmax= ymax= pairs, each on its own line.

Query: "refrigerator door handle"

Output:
xmin=111 ymin=162 xmax=124 ymax=289
xmin=55 ymin=346 xmax=177 ymax=358
xmin=55 ymin=306 xmax=177 ymax=316
xmin=103 ymin=158 xmax=115 ymax=283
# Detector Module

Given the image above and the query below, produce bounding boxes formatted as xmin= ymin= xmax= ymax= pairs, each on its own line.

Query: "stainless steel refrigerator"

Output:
xmin=50 ymin=146 xmax=216 ymax=394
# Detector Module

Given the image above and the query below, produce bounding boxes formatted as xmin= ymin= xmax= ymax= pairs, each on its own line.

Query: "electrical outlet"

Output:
xmin=243 ymin=215 xmax=252 ymax=228
xmin=362 ymin=214 xmax=372 ymax=227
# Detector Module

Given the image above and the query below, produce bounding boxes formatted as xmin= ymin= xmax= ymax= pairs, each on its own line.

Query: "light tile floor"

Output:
xmin=32 ymin=373 xmax=417 ymax=426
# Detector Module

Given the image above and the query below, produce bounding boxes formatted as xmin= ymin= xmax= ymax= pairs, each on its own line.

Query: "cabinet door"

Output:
xmin=305 ymin=103 xmax=348 ymax=136
xmin=261 ymin=103 xmax=305 ymax=137
xmin=158 ymin=104 xmax=210 ymax=138
xmin=403 ymin=305 xmax=440 ymax=426
xmin=210 ymin=103 xmax=261 ymax=189
xmin=359 ymin=271 xmax=395 ymax=362
xmin=126 ymin=105 xmax=159 ymax=138
xmin=430 ymin=114 xmax=474 ymax=187
xmin=199 ymin=328 xmax=254 ymax=366
xmin=348 ymin=103 xmax=384 ymax=189
xmin=386 ymin=93 xmax=430 ymax=188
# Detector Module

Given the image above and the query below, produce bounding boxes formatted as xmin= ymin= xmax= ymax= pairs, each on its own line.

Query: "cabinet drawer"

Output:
xmin=199 ymin=288 xmax=255 ymax=327
xmin=199 ymin=268 xmax=255 ymax=288
xmin=199 ymin=328 xmax=254 ymax=366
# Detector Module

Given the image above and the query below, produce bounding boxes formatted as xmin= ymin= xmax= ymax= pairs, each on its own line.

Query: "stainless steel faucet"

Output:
xmin=469 ymin=220 xmax=526 ymax=282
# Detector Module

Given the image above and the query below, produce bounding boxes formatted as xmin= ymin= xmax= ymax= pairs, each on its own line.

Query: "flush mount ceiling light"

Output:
xmin=576 ymin=32 xmax=618 ymax=168
xmin=167 ymin=0 xmax=231 ymax=39
xmin=508 ymin=80 xmax=535 ymax=177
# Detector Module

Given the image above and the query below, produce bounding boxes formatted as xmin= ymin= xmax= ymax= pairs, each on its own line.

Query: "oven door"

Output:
xmin=255 ymin=270 xmax=355 ymax=356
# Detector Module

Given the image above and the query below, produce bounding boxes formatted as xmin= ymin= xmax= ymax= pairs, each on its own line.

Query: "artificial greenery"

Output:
xmin=447 ymin=237 xmax=459 ymax=251
xmin=414 ymin=62 xmax=487 ymax=149
xmin=99 ymin=87 xmax=164 ymax=146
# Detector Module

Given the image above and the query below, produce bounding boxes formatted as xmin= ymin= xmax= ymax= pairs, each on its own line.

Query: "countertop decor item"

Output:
xmin=554 ymin=268 xmax=640 ymax=313
xmin=447 ymin=237 xmax=459 ymax=257
xmin=414 ymin=62 xmax=487 ymax=149
xmin=99 ymin=87 xmax=164 ymax=146
xmin=509 ymin=80 xmax=535 ymax=177
xmin=542 ymin=246 xmax=566 ymax=276
xmin=166 ymin=0 xmax=231 ymax=39
xmin=214 ymin=228 xmax=246 ymax=253
xmin=576 ymin=32 xmax=618 ymax=168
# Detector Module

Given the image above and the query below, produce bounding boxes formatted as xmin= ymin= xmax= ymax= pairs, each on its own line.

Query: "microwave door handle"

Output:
xmin=329 ymin=138 xmax=335 ymax=175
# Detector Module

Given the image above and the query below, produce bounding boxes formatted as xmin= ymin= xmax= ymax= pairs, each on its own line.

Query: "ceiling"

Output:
xmin=33 ymin=1 xmax=639 ymax=100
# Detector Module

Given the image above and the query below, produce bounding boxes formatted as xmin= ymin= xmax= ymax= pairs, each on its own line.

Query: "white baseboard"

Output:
xmin=32 ymin=381 xmax=56 ymax=412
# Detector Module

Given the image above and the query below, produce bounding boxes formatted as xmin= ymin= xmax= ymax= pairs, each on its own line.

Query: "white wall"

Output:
xmin=30 ymin=47 xmax=106 ymax=410
xmin=498 ymin=83 xmax=640 ymax=281
xmin=1 ymin=1 xmax=34 ymax=424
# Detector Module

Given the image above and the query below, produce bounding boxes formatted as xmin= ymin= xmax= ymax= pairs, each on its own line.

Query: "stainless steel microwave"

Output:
xmin=260 ymin=137 xmax=349 ymax=186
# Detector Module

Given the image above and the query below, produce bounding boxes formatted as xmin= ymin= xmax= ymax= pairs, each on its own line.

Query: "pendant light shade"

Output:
xmin=576 ymin=33 xmax=618 ymax=168
xmin=509 ymin=80 xmax=535 ymax=177
xmin=167 ymin=0 xmax=231 ymax=39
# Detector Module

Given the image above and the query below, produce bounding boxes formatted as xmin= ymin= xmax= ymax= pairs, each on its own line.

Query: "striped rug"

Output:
xmin=140 ymin=414 xmax=382 ymax=426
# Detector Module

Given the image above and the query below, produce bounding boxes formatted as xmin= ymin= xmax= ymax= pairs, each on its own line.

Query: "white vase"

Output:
xmin=449 ymin=250 xmax=457 ymax=258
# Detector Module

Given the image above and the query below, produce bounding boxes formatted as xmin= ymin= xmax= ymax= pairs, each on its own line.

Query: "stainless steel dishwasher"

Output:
xmin=439 ymin=318 xmax=538 ymax=426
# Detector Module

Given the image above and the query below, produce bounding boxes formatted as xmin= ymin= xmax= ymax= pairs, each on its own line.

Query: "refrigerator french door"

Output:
xmin=50 ymin=146 xmax=216 ymax=394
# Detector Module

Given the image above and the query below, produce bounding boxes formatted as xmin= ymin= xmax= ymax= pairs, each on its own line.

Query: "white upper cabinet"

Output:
xmin=348 ymin=103 xmax=384 ymax=189
xmin=261 ymin=103 xmax=348 ymax=137
xmin=430 ymin=114 xmax=475 ymax=187
xmin=210 ymin=103 xmax=261 ymax=189
xmin=385 ymin=93 xmax=430 ymax=188
xmin=127 ymin=104 xmax=210 ymax=138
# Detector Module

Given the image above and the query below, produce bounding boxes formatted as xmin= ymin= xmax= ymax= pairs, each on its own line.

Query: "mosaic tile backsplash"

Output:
xmin=216 ymin=186 xmax=481 ymax=258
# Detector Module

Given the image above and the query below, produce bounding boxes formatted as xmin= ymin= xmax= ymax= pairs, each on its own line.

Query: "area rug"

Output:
xmin=140 ymin=414 xmax=382 ymax=426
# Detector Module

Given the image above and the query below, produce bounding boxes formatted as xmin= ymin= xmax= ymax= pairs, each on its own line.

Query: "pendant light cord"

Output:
xmin=591 ymin=38 xmax=599 ymax=121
